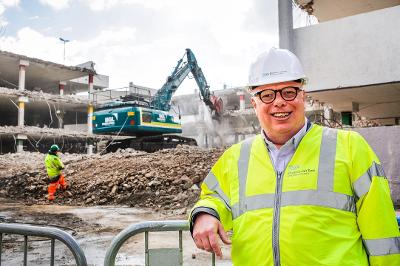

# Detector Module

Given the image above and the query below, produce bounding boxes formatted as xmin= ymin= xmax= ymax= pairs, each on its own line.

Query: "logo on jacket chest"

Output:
xmin=286 ymin=165 xmax=316 ymax=177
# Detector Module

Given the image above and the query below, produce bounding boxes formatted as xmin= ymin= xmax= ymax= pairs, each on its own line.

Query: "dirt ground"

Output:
xmin=0 ymin=145 xmax=230 ymax=265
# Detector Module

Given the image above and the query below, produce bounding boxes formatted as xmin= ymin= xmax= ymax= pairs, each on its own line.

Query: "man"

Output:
xmin=190 ymin=48 xmax=400 ymax=265
xmin=45 ymin=144 xmax=67 ymax=201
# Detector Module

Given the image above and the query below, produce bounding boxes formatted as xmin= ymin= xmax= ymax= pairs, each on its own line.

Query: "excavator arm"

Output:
xmin=186 ymin=49 xmax=223 ymax=116
xmin=151 ymin=49 xmax=223 ymax=117
xmin=151 ymin=54 xmax=191 ymax=111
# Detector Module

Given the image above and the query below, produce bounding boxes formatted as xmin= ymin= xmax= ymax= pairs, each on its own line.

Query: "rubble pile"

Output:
xmin=0 ymin=145 xmax=224 ymax=210
xmin=353 ymin=119 xmax=381 ymax=128
xmin=0 ymin=125 xmax=89 ymax=137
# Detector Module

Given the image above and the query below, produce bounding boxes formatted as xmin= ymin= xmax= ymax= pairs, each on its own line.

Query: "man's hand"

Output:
xmin=192 ymin=213 xmax=231 ymax=258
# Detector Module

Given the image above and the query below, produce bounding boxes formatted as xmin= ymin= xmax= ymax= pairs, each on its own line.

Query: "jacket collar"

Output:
xmin=262 ymin=117 xmax=310 ymax=151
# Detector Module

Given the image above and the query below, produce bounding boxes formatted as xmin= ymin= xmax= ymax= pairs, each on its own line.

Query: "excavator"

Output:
xmin=92 ymin=49 xmax=223 ymax=152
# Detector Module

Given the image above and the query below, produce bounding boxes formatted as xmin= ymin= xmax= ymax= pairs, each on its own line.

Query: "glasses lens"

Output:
xmin=281 ymin=87 xmax=298 ymax=100
xmin=259 ymin=90 xmax=275 ymax=103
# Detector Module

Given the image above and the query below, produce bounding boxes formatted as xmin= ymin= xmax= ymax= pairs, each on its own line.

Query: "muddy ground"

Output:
xmin=0 ymin=145 xmax=230 ymax=265
xmin=0 ymin=199 xmax=232 ymax=265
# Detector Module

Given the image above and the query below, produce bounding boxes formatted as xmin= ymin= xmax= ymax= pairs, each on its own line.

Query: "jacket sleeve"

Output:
xmin=189 ymin=145 xmax=240 ymax=232
xmin=350 ymin=132 xmax=400 ymax=265
xmin=54 ymin=157 xmax=65 ymax=170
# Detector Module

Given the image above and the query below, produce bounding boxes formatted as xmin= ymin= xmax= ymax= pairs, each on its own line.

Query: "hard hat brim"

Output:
xmin=247 ymin=77 xmax=307 ymax=91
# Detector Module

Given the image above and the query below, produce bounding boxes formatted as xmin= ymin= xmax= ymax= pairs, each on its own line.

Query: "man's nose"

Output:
xmin=273 ymin=91 xmax=286 ymax=107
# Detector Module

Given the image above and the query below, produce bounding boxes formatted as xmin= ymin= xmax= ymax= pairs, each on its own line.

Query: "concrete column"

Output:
xmin=18 ymin=60 xmax=29 ymax=90
xmin=87 ymin=104 xmax=93 ymax=134
xmin=87 ymin=74 xmax=94 ymax=155
xmin=196 ymin=100 xmax=206 ymax=147
xmin=323 ymin=105 xmax=333 ymax=121
xmin=56 ymin=109 xmax=64 ymax=128
xmin=278 ymin=0 xmax=294 ymax=51
xmin=18 ymin=96 xmax=29 ymax=127
xmin=87 ymin=143 xmax=93 ymax=155
xmin=88 ymin=74 xmax=94 ymax=102
xmin=16 ymin=134 xmax=27 ymax=153
xmin=17 ymin=140 xmax=24 ymax=153
xmin=59 ymin=81 xmax=66 ymax=96
xmin=237 ymin=91 xmax=245 ymax=111
xmin=87 ymin=104 xmax=94 ymax=155
xmin=208 ymin=135 xmax=214 ymax=148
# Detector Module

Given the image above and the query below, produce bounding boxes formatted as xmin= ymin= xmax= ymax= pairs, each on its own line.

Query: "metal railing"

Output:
xmin=0 ymin=223 xmax=87 ymax=266
xmin=91 ymin=85 xmax=154 ymax=105
xmin=104 ymin=220 xmax=215 ymax=266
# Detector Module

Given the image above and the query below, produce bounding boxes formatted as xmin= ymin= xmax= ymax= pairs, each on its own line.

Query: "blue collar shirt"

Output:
xmin=262 ymin=118 xmax=310 ymax=173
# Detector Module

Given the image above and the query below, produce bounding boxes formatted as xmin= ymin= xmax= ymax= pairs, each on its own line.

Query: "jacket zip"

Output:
xmin=272 ymin=171 xmax=283 ymax=266
xmin=268 ymin=123 xmax=311 ymax=265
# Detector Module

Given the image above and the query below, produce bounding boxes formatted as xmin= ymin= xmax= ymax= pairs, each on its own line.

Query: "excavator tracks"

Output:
xmin=103 ymin=135 xmax=197 ymax=153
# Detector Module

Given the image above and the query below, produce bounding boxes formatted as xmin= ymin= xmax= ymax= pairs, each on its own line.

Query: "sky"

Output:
xmin=0 ymin=0 xmax=315 ymax=95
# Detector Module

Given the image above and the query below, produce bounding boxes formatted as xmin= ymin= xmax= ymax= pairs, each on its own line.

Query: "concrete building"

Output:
xmin=171 ymin=86 xmax=258 ymax=148
xmin=173 ymin=1 xmax=400 ymax=148
xmin=289 ymin=0 xmax=400 ymax=207
xmin=289 ymin=0 xmax=400 ymax=126
xmin=0 ymin=50 xmax=109 ymax=154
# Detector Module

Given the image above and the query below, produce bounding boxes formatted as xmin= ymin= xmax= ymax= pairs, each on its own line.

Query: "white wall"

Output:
xmin=294 ymin=5 xmax=400 ymax=92
xmin=353 ymin=126 xmax=400 ymax=207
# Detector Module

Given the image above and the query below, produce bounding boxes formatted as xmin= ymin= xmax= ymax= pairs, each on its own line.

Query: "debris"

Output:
xmin=0 ymin=145 xmax=224 ymax=210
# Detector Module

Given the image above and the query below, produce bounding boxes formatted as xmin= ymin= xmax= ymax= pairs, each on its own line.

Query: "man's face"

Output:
xmin=251 ymin=81 xmax=306 ymax=139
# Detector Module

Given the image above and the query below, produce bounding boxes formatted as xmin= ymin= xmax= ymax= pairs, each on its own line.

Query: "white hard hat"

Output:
xmin=247 ymin=47 xmax=306 ymax=89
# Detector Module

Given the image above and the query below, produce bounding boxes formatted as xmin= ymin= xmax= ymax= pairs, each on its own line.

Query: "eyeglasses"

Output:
xmin=252 ymin=86 xmax=303 ymax=104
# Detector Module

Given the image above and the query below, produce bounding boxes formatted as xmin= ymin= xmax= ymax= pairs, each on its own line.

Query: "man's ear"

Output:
xmin=251 ymin=97 xmax=257 ymax=109
xmin=301 ymin=90 xmax=306 ymax=102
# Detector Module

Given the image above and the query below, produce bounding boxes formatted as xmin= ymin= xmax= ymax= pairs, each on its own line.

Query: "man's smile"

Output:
xmin=270 ymin=111 xmax=292 ymax=119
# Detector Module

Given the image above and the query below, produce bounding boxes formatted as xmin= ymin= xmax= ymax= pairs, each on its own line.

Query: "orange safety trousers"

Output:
xmin=47 ymin=174 xmax=67 ymax=200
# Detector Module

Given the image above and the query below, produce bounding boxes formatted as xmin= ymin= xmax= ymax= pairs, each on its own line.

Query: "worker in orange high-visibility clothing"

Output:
xmin=189 ymin=47 xmax=400 ymax=265
xmin=45 ymin=144 xmax=67 ymax=201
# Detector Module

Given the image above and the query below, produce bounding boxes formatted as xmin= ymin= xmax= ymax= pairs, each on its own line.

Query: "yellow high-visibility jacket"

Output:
xmin=45 ymin=153 xmax=64 ymax=178
xmin=191 ymin=124 xmax=400 ymax=265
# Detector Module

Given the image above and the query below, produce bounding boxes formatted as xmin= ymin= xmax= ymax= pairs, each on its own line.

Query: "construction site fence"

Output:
xmin=104 ymin=220 xmax=216 ymax=266
xmin=1 ymin=220 xmax=216 ymax=266
xmin=5 ymin=218 xmax=398 ymax=265
xmin=0 ymin=223 xmax=87 ymax=266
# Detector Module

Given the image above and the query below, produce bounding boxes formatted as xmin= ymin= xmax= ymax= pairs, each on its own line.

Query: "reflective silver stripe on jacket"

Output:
xmin=237 ymin=137 xmax=256 ymax=217
xmin=230 ymin=190 xmax=355 ymax=219
xmin=231 ymin=127 xmax=356 ymax=220
xmin=202 ymin=171 xmax=231 ymax=212
xmin=318 ymin=127 xmax=337 ymax=191
xmin=353 ymin=161 xmax=386 ymax=200
xmin=281 ymin=190 xmax=355 ymax=212
xmin=232 ymin=193 xmax=275 ymax=218
xmin=363 ymin=237 xmax=400 ymax=256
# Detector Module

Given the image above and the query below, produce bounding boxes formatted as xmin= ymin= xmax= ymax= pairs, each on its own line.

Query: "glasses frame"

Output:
xmin=252 ymin=86 xmax=303 ymax=104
